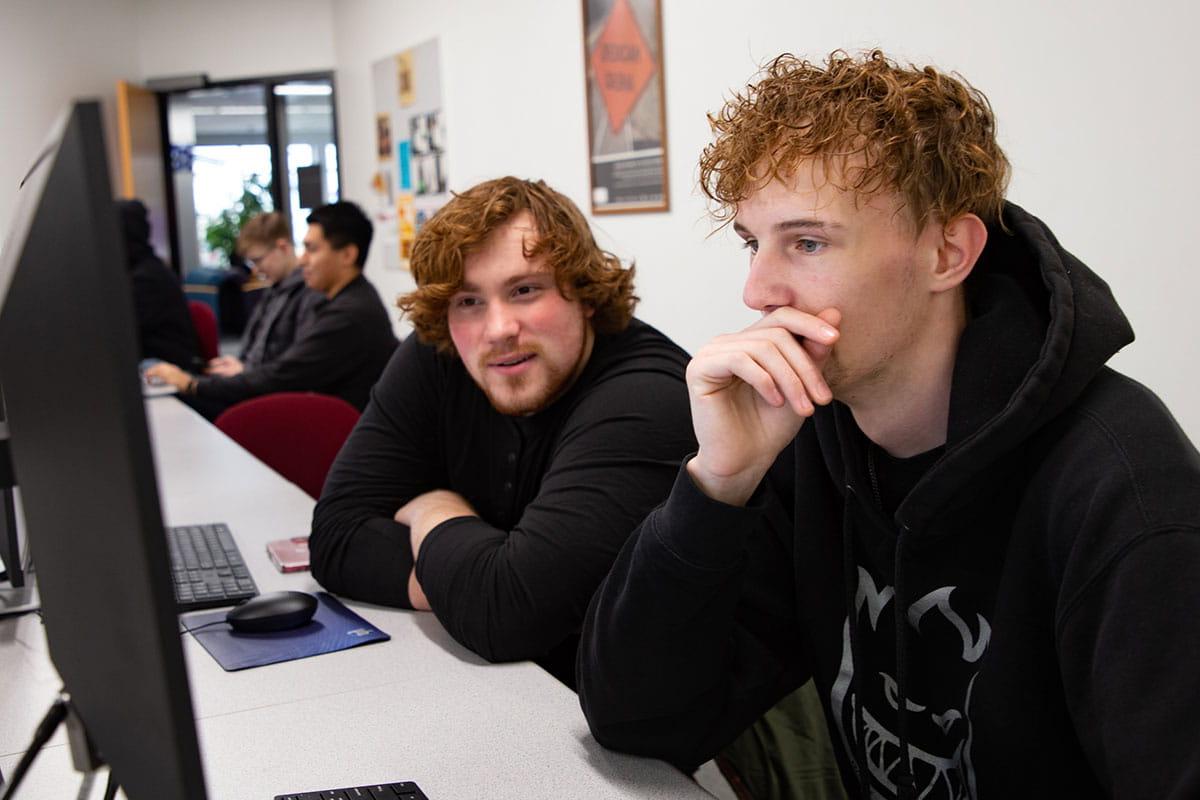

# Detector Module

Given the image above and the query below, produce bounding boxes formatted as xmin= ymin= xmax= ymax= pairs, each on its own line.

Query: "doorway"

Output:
xmin=162 ymin=73 xmax=339 ymax=335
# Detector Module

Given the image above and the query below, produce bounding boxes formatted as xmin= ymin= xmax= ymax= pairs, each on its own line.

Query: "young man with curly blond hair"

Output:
xmin=579 ymin=51 xmax=1200 ymax=798
xmin=309 ymin=177 xmax=695 ymax=687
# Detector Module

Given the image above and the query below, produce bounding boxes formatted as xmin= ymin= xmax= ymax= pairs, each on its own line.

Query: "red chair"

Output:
xmin=187 ymin=300 xmax=220 ymax=362
xmin=214 ymin=392 xmax=361 ymax=499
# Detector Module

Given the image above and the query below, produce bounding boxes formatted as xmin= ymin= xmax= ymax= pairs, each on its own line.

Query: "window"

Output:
xmin=164 ymin=73 xmax=340 ymax=274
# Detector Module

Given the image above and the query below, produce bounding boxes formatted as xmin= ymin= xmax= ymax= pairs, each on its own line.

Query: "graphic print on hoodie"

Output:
xmin=831 ymin=568 xmax=992 ymax=798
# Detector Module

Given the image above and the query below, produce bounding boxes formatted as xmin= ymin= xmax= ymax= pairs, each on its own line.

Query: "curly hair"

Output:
xmin=398 ymin=177 xmax=637 ymax=353
xmin=699 ymin=50 xmax=1011 ymax=229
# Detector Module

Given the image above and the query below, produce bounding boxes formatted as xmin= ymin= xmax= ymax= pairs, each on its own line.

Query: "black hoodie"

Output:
xmin=577 ymin=203 xmax=1200 ymax=799
xmin=117 ymin=199 xmax=200 ymax=370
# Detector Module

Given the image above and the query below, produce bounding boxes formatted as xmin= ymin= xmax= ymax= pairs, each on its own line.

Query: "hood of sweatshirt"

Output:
xmin=117 ymin=198 xmax=155 ymax=266
xmin=814 ymin=201 xmax=1134 ymax=532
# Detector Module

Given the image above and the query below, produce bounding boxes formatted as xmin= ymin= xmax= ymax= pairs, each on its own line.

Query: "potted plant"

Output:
xmin=203 ymin=174 xmax=272 ymax=269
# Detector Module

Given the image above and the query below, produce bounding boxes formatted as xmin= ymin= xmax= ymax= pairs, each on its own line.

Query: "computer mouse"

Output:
xmin=225 ymin=590 xmax=318 ymax=633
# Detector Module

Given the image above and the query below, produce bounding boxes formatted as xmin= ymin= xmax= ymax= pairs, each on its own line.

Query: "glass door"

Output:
xmin=162 ymin=73 xmax=339 ymax=336
xmin=274 ymin=80 xmax=339 ymax=247
xmin=167 ymin=84 xmax=275 ymax=273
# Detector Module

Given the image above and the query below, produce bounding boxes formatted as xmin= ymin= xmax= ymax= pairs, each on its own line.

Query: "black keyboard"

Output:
xmin=166 ymin=522 xmax=258 ymax=611
xmin=275 ymin=781 xmax=427 ymax=799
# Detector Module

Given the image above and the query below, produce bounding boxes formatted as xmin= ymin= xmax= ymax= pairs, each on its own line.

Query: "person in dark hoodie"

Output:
xmin=118 ymin=198 xmax=200 ymax=371
xmin=577 ymin=50 xmax=1200 ymax=799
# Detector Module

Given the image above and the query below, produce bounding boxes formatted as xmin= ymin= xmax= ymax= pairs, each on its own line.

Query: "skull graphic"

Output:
xmin=830 ymin=567 xmax=991 ymax=799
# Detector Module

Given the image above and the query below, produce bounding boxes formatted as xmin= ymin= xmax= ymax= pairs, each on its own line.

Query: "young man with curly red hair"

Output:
xmin=309 ymin=177 xmax=695 ymax=687
xmin=579 ymin=51 xmax=1200 ymax=798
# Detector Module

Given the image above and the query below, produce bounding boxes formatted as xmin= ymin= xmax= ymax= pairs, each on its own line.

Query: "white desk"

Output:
xmin=0 ymin=396 xmax=712 ymax=799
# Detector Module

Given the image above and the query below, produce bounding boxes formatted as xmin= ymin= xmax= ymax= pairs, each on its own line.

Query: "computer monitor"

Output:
xmin=0 ymin=102 xmax=207 ymax=798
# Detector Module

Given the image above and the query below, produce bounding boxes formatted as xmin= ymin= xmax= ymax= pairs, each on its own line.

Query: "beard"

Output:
xmin=471 ymin=314 xmax=594 ymax=417
xmin=477 ymin=346 xmax=575 ymax=416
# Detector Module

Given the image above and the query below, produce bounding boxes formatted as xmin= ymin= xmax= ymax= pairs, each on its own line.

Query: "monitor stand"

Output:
xmin=0 ymin=573 xmax=39 ymax=617
xmin=1 ymin=690 xmax=108 ymax=800
xmin=0 ymin=458 xmax=38 ymax=616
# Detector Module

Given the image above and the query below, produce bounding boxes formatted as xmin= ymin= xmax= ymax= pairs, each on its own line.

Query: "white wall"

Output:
xmin=134 ymin=0 xmax=336 ymax=82
xmin=330 ymin=0 xmax=751 ymax=351
xmin=330 ymin=0 xmax=1200 ymax=442
xmin=0 ymin=0 xmax=141 ymax=240
xmin=0 ymin=0 xmax=337 ymax=249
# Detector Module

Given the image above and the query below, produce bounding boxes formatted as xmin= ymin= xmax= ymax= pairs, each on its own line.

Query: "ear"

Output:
xmin=339 ymin=243 xmax=361 ymax=269
xmin=929 ymin=212 xmax=988 ymax=294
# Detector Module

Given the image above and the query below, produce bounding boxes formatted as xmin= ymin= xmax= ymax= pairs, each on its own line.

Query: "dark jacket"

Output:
xmin=237 ymin=269 xmax=323 ymax=369
xmin=195 ymin=273 xmax=396 ymax=411
xmin=118 ymin=200 xmax=199 ymax=370
xmin=578 ymin=203 xmax=1200 ymax=799
xmin=309 ymin=319 xmax=696 ymax=686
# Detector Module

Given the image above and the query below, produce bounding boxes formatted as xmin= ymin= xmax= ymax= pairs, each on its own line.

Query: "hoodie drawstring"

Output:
xmin=893 ymin=528 xmax=916 ymax=800
xmin=842 ymin=487 xmax=871 ymax=799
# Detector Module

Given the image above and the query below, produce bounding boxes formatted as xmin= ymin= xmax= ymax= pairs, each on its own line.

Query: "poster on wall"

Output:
xmin=375 ymin=114 xmax=393 ymax=160
xmin=396 ymin=51 xmax=416 ymax=107
xmin=371 ymin=39 xmax=448 ymax=269
xmin=582 ymin=0 xmax=669 ymax=214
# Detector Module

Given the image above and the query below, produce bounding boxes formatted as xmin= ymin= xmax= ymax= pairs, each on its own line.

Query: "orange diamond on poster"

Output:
xmin=590 ymin=0 xmax=657 ymax=133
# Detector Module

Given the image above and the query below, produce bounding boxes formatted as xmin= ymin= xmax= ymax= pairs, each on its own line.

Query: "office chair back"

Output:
xmin=187 ymin=300 xmax=220 ymax=362
xmin=214 ymin=392 xmax=361 ymax=499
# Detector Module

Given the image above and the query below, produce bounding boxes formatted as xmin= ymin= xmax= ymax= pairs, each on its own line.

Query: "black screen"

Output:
xmin=0 ymin=101 xmax=207 ymax=799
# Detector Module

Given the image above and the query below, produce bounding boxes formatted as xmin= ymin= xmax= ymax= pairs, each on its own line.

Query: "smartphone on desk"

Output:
xmin=266 ymin=536 xmax=310 ymax=573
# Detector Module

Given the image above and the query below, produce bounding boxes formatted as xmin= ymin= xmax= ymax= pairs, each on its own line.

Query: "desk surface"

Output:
xmin=0 ymin=397 xmax=711 ymax=799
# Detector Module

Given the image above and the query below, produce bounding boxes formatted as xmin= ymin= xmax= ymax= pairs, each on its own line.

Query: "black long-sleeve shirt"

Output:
xmin=194 ymin=274 xmax=396 ymax=411
xmin=309 ymin=318 xmax=695 ymax=685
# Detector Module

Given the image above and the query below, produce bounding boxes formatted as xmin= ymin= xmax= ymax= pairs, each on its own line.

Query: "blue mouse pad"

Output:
xmin=182 ymin=592 xmax=389 ymax=671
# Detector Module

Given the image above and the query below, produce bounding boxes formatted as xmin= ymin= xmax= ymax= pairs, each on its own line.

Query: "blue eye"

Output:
xmin=797 ymin=239 xmax=824 ymax=254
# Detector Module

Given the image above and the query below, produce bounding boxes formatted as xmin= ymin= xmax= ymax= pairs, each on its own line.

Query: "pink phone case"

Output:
xmin=266 ymin=536 xmax=310 ymax=573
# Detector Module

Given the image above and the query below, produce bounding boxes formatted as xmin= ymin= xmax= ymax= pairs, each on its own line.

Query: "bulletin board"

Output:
xmin=370 ymin=38 xmax=449 ymax=269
